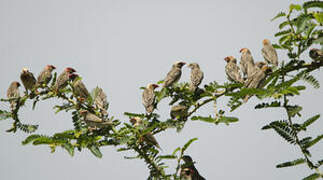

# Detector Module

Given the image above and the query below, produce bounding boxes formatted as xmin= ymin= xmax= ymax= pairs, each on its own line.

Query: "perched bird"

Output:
xmin=20 ymin=68 xmax=37 ymax=93
xmin=240 ymin=48 xmax=256 ymax=79
xmin=6 ymin=81 xmax=21 ymax=110
xmin=309 ymin=48 xmax=323 ymax=62
xmin=182 ymin=155 xmax=206 ymax=180
xmin=94 ymin=87 xmax=108 ymax=115
xmin=36 ymin=65 xmax=56 ymax=88
xmin=255 ymin=61 xmax=267 ymax=70
xmin=79 ymin=110 xmax=112 ymax=128
xmin=69 ymin=74 xmax=90 ymax=100
xmin=130 ymin=117 xmax=162 ymax=150
xmin=261 ymin=39 xmax=278 ymax=66
xmin=170 ymin=104 xmax=188 ymax=120
xmin=163 ymin=61 xmax=186 ymax=87
xmin=244 ymin=65 xmax=270 ymax=102
xmin=188 ymin=63 xmax=204 ymax=91
xmin=224 ymin=56 xmax=243 ymax=83
xmin=142 ymin=83 xmax=159 ymax=114
xmin=54 ymin=67 xmax=76 ymax=92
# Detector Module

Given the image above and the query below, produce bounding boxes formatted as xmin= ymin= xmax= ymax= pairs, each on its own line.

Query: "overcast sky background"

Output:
xmin=0 ymin=0 xmax=322 ymax=179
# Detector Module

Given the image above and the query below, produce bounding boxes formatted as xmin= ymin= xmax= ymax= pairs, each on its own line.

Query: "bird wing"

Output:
xmin=164 ymin=67 xmax=181 ymax=86
xmin=142 ymin=88 xmax=155 ymax=108
xmin=191 ymin=69 xmax=204 ymax=87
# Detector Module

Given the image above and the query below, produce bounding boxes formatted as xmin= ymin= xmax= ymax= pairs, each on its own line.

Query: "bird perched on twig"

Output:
xmin=188 ymin=63 xmax=204 ymax=92
xmin=240 ymin=48 xmax=256 ymax=79
xmin=170 ymin=104 xmax=188 ymax=120
xmin=244 ymin=65 xmax=271 ymax=102
xmin=36 ymin=65 xmax=56 ymax=88
xmin=224 ymin=56 xmax=243 ymax=83
xmin=6 ymin=81 xmax=21 ymax=110
xmin=261 ymin=39 xmax=278 ymax=66
xmin=309 ymin=48 xmax=323 ymax=62
xmin=142 ymin=83 xmax=159 ymax=114
xmin=181 ymin=155 xmax=206 ymax=180
xmin=130 ymin=117 xmax=162 ymax=150
xmin=79 ymin=110 xmax=112 ymax=128
xmin=163 ymin=61 xmax=186 ymax=87
xmin=255 ymin=61 xmax=267 ymax=70
xmin=20 ymin=68 xmax=37 ymax=94
xmin=54 ymin=67 xmax=76 ymax=93
xmin=94 ymin=87 xmax=108 ymax=115
xmin=69 ymin=74 xmax=90 ymax=101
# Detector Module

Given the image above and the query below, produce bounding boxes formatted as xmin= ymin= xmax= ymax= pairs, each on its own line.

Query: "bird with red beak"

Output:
xmin=261 ymin=39 xmax=278 ymax=66
xmin=37 ymin=65 xmax=56 ymax=88
xmin=142 ymin=83 xmax=159 ymax=114
xmin=54 ymin=67 xmax=76 ymax=92
xmin=224 ymin=56 xmax=243 ymax=83
xmin=163 ymin=61 xmax=186 ymax=87
xmin=7 ymin=81 xmax=21 ymax=110
xmin=188 ymin=63 xmax=204 ymax=92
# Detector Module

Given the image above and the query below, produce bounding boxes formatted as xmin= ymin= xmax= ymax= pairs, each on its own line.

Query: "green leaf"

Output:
xmin=172 ymin=147 xmax=181 ymax=156
xmin=300 ymin=73 xmax=320 ymax=88
xmin=296 ymin=14 xmax=313 ymax=34
xmin=274 ymin=29 xmax=292 ymax=37
xmin=32 ymin=136 xmax=54 ymax=145
xmin=271 ymin=11 xmax=286 ymax=21
xmin=279 ymin=21 xmax=290 ymax=29
xmin=255 ymin=101 xmax=281 ymax=109
xmin=313 ymin=12 xmax=323 ymax=24
xmin=303 ymin=173 xmax=320 ymax=180
xmin=286 ymin=105 xmax=302 ymax=117
xmin=88 ymin=145 xmax=102 ymax=158
xmin=289 ymin=4 xmax=302 ymax=12
xmin=276 ymin=158 xmax=305 ymax=168
xmin=16 ymin=123 xmax=39 ymax=133
xmin=216 ymin=116 xmax=239 ymax=125
xmin=182 ymin=138 xmax=198 ymax=152
xmin=303 ymin=1 xmax=323 ymax=9
xmin=62 ymin=143 xmax=74 ymax=157
xmin=302 ymin=114 xmax=320 ymax=128
xmin=123 ymin=112 xmax=145 ymax=118
xmin=191 ymin=116 xmax=216 ymax=123
xmin=157 ymin=155 xmax=177 ymax=160
xmin=304 ymin=134 xmax=323 ymax=149
xmin=22 ymin=134 xmax=43 ymax=145
xmin=0 ymin=110 xmax=11 ymax=120
xmin=263 ymin=121 xmax=297 ymax=144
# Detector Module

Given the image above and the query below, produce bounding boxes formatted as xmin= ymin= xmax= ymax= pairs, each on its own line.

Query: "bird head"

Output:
xmin=21 ymin=67 xmax=30 ymax=74
xmin=224 ymin=56 xmax=236 ymax=63
xmin=239 ymin=48 xmax=250 ymax=53
xmin=147 ymin=83 xmax=159 ymax=90
xmin=188 ymin=63 xmax=199 ymax=69
xmin=65 ymin=67 xmax=76 ymax=73
xmin=174 ymin=61 xmax=186 ymax=68
xmin=262 ymin=39 xmax=271 ymax=45
xmin=68 ymin=73 xmax=79 ymax=81
xmin=130 ymin=117 xmax=142 ymax=126
xmin=182 ymin=155 xmax=194 ymax=163
xmin=309 ymin=48 xmax=320 ymax=57
xmin=46 ymin=65 xmax=56 ymax=71
xmin=12 ymin=81 xmax=21 ymax=87
xmin=181 ymin=168 xmax=194 ymax=177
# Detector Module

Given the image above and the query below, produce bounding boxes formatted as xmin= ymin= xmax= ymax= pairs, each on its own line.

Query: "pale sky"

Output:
xmin=0 ymin=0 xmax=322 ymax=179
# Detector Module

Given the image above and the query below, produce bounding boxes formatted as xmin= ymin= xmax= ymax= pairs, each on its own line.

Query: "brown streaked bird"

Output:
xmin=69 ymin=74 xmax=90 ymax=100
xmin=37 ymin=65 xmax=56 ymax=87
xmin=224 ymin=56 xmax=243 ymax=83
xmin=170 ymin=104 xmax=188 ymax=120
xmin=6 ymin=81 xmax=21 ymax=110
xmin=130 ymin=117 xmax=162 ymax=150
xmin=79 ymin=110 xmax=112 ymax=128
xmin=244 ymin=65 xmax=271 ymax=102
xmin=262 ymin=39 xmax=278 ymax=66
xmin=255 ymin=61 xmax=267 ymax=70
xmin=94 ymin=87 xmax=108 ymax=115
xmin=180 ymin=167 xmax=193 ymax=180
xmin=163 ymin=61 xmax=186 ymax=87
xmin=54 ymin=67 xmax=76 ymax=92
xmin=181 ymin=155 xmax=206 ymax=180
xmin=20 ymin=68 xmax=37 ymax=93
xmin=240 ymin=48 xmax=256 ymax=79
xmin=142 ymin=83 xmax=159 ymax=114
xmin=188 ymin=63 xmax=204 ymax=92
xmin=309 ymin=48 xmax=323 ymax=62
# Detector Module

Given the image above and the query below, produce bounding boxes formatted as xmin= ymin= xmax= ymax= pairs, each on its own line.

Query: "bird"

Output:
xmin=69 ymin=74 xmax=90 ymax=101
xmin=79 ymin=110 xmax=112 ymax=128
xmin=261 ymin=39 xmax=278 ymax=66
xmin=142 ymin=83 xmax=159 ymax=114
xmin=244 ymin=65 xmax=271 ymax=102
xmin=180 ymin=167 xmax=193 ymax=180
xmin=255 ymin=61 xmax=267 ymax=70
xmin=309 ymin=48 xmax=323 ymax=62
xmin=224 ymin=56 xmax=243 ymax=83
xmin=181 ymin=155 xmax=206 ymax=180
xmin=94 ymin=87 xmax=108 ymax=115
xmin=20 ymin=67 xmax=37 ymax=94
xmin=36 ymin=65 xmax=56 ymax=88
xmin=188 ymin=63 xmax=204 ymax=91
xmin=54 ymin=67 xmax=76 ymax=93
xmin=6 ymin=81 xmax=21 ymax=110
xmin=163 ymin=61 xmax=186 ymax=87
xmin=170 ymin=104 xmax=188 ymax=120
xmin=240 ymin=48 xmax=256 ymax=79
xmin=130 ymin=117 xmax=162 ymax=150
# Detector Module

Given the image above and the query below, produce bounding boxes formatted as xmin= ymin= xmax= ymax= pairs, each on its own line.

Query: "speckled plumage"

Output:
xmin=54 ymin=67 xmax=76 ymax=92
xmin=94 ymin=87 xmax=108 ymax=115
xmin=80 ymin=110 xmax=112 ymax=128
xmin=20 ymin=68 xmax=36 ymax=92
xmin=240 ymin=48 xmax=256 ymax=79
xmin=37 ymin=65 xmax=56 ymax=87
xmin=262 ymin=39 xmax=278 ymax=66
xmin=142 ymin=84 xmax=158 ymax=114
xmin=6 ymin=81 xmax=20 ymax=110
xmin=225 ymin=56 xmax=243 ymax=83
xmin=188 ymin=63 xmax=204 ymax=91
xmin=244 ymin=66 xmax=270 ymax=102
xmin=71 ymin=76 xmax=89 ymax=99
xmin=309 ymin=48 xmax=323 ymax=62
xmin=170 ymin=104 xmax=188 ymax=119
xmin=181 ymin=155 xmax=206 ymax=180
xmin=163 ymin=61 xmax=186 ymax=87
